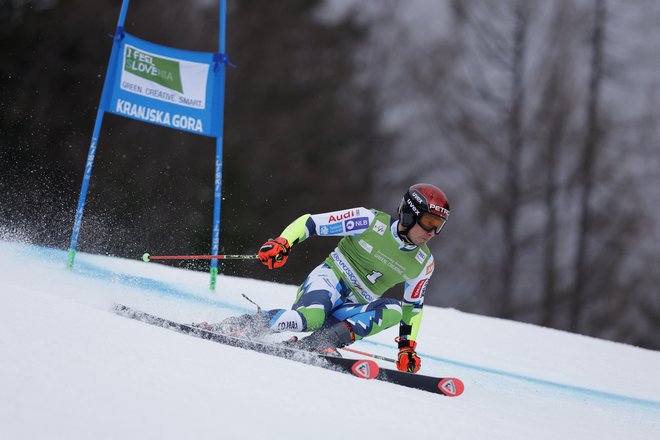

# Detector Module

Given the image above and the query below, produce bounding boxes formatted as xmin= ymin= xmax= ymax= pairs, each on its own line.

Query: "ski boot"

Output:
xmin=284 ymin=320 xmax=355 ymax=356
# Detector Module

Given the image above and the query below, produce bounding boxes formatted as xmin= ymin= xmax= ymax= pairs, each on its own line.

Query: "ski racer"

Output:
xmin=212 ymin=184 xmax=449 ymax=373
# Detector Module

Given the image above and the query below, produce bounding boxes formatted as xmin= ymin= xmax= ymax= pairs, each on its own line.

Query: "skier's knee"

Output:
xmin=295 ymin=307 xmax=326 ymax=331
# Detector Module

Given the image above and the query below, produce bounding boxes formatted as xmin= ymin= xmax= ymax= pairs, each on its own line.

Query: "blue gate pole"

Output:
xmin=67 ymin=0 xmax=131 ymax=268
xmin=209 ymin=0 xmax=228 ymax=290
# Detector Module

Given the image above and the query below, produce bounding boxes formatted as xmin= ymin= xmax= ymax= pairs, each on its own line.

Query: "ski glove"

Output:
xmin=396 ymin=338 xmax=421 ymax=373
xmin=258 ymin=237 xmax=291 ymax=269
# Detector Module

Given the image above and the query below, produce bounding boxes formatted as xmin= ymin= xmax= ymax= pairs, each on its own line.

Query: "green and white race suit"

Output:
xmin=278 ymin=207 xmax=435 ymax=342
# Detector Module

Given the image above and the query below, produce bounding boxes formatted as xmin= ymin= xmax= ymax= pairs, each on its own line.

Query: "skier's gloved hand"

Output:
xmin=258 ymin=237 xmax=291 ymax=269
xmin=395 ymin=338 xmax=421 ymax=373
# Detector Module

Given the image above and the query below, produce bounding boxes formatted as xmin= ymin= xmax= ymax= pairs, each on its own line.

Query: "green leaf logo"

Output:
xmin=124 ymin=46 xmax=183 ymax=93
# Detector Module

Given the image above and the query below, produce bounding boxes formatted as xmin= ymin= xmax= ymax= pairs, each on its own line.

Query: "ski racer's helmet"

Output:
xmin=398 ymin=183 xmax=450 ymax=235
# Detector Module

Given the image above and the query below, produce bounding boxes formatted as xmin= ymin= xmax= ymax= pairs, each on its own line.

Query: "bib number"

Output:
xmin=366 ymin=270 xmax=383 ymax=284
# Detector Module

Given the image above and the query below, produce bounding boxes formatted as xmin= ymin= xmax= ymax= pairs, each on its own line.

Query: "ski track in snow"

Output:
xmin=1 ymin=240 xmax=659 ymax=439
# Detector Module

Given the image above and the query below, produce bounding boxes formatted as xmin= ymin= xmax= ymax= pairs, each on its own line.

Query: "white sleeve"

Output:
xmin=308 ymin=207 xmax=376 ymax=237
xmin=402 ymin=255 xmax=434 ymax=308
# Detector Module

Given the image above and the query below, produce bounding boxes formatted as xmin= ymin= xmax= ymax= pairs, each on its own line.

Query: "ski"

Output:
xmin=113 ymin=304 xmax=464 ymax=396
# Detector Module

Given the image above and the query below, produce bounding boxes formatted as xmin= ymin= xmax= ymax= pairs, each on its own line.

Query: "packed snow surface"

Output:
xmin=1 ymin=240 xmax=659 ymax=439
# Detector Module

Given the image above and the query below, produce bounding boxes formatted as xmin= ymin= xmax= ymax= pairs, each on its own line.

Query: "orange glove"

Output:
xmin=396 ymin=338 xmax=421 ymax=373
xmin=258 ymin=237 xmax=291 ymax=269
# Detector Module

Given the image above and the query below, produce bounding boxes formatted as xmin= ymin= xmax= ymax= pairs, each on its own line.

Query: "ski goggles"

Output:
xmin=417 ymin=213 xmax=447 ymax=234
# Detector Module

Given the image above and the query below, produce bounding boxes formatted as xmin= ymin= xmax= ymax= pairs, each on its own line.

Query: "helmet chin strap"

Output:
xmin=400 ymin=232 xmax=414 ymax=245
xmin=397 ymin=222 xmax=415 ymax=245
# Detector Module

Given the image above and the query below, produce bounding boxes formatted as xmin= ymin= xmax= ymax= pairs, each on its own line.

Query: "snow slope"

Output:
xmin=1 ymin=239 xmax=659 ymax=439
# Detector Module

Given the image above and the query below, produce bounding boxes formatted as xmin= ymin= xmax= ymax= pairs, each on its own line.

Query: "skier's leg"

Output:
xmin=330 ymin=297 xmax=402 ymax=340
xmin=293 ymin=297 xmax=402 ymax=351
xmin=213 ymin=263 xmax=345 ymax=337
xmin=286 ymin=262 xmax=348 ymax=331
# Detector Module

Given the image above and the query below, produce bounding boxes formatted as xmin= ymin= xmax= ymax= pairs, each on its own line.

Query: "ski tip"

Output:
xmin=351 ymin=359 xmax=379 ymax=380
xmin=438 ymin=377 xmax=465 ymax=397
xmin=142 ymin=253 xmax=151 ymax=262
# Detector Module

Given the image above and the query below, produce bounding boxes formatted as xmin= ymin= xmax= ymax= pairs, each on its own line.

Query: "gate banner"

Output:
xmin=105 ymin=32 xmax=223 ymax=137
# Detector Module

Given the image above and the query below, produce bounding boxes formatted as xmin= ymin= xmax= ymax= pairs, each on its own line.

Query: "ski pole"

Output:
xmin=339 ymin=346 xmax=398 ymax=364
xmin=142 ymin=253 xmax=259 ymax=262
